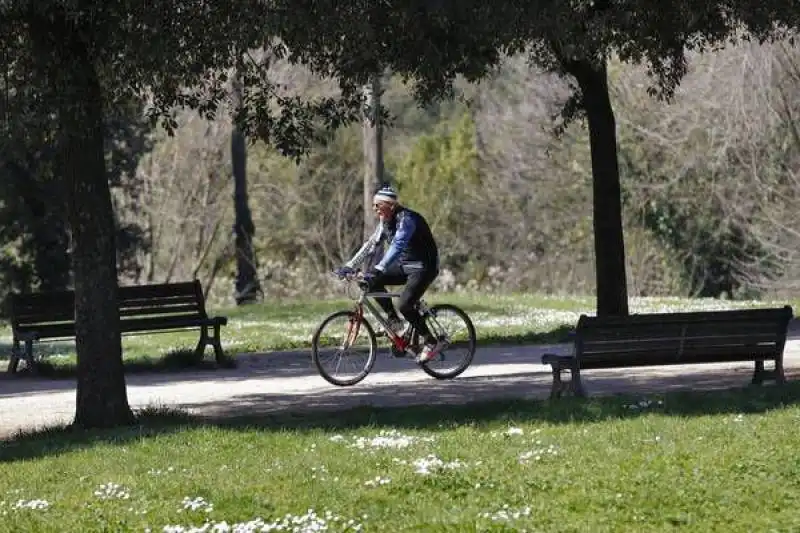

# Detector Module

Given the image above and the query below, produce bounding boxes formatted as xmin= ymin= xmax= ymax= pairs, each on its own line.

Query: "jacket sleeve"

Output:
xmin=375 ymin=211 xmax=416 ymax=271
xmin=345 ymin=223 xmax=384 ymax=269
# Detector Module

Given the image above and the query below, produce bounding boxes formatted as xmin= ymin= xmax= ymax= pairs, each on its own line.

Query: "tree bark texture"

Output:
xmin=363 ymin=75 xmax=385 ymax=241
xmin=31 ymin=12 xmax=135 ymax=427
xmin=565 ymin=59 xmax=630 ymax=317
xmin=231 ymin=73 xmax=262 ymax=305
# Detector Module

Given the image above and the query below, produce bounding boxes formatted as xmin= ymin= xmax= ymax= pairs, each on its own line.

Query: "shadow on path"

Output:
xmin=185 ymin=362 xmax=800 ymax=421
xmin=0 ymin=343 xmax=568 ymax=397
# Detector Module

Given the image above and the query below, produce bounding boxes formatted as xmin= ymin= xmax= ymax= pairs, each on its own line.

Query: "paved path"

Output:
xmin=2 ymin=334 xmax=799 ymax=438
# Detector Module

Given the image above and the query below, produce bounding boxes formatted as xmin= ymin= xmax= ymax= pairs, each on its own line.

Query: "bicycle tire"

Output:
xmin=419 ymin=303 xmax=477 ymax=380
xmin=311 ymin=310 xmax=377 ymax=386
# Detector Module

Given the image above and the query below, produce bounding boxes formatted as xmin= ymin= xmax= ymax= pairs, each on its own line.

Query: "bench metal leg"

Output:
xmin=193 ymin=326 xmax=209 ymax=361
xmin=776 ymin=357 xmax=786 ymax=384
xmin=7 ymin=341 xmax=21 ymax=374
xmin=752 ymin=358 xmax=785 ymax=385
xmin=23 ymin=339 xmax=37 ymax=374
xmin=547 ymin=364 xmax=587 ymax=399
xmin=570 ymin=364 xmax=587 ymax=398
xmin=8 ymin=340 xmax=38 ymax=375
xmin=549 ymin=366 xmax=564 ymax=399
xmin=194 ymin=325 xmax=227 ymax=365
xmin=211 ymin=324 xmax=225 ymax=363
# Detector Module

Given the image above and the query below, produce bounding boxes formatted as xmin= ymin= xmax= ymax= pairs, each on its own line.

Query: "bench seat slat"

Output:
xmin=118 ymin=304 xmax=202 ymax=317
xmin=120 ymin=315 xmax=227 ymax=333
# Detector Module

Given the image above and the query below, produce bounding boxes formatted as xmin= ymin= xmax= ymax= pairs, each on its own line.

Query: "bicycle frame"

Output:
xmin=354 ymin=288 xmax=417 ymax=354
xmin=338 ymin=273 xmax=445 ymax=358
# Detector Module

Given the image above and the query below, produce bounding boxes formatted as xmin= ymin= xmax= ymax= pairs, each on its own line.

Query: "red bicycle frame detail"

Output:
xmin=352 ymin=302 xmax=409 ymax=351
xmin=345 ymin=304 xmax=363 ymax=347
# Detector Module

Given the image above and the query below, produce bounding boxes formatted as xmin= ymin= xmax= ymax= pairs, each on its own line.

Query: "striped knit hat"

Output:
xmin=373 ymin=184 xmax=398 ymax=204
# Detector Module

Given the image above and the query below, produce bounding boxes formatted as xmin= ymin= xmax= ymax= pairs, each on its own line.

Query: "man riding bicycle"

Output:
xmin=335 ymin=185 xmax=442 ymax=363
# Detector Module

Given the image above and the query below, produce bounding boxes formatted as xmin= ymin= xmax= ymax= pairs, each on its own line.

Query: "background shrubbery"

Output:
xmin=2 ymin=41 xmax=800 ymax=307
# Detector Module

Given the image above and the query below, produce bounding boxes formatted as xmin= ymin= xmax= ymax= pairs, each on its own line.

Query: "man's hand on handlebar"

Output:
xmin=333 ymin=266 xmax=357 ymax=280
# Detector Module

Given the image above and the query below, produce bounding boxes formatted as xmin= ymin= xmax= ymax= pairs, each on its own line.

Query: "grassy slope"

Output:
xmin=2 ymin=383 xmax=800 ymax=532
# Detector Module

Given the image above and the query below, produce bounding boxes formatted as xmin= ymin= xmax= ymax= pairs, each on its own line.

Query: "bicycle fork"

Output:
xmin=343 ymin=307 xmax=363 ymax=349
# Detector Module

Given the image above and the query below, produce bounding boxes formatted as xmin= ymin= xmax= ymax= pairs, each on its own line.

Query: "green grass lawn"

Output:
xmin=2 ymin=383 xmax=800 ymax=532
xmin=0 ymin=292 xmax=789 ymax=376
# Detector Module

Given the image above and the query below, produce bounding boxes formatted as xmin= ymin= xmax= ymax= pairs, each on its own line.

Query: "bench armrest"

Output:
xmin=205 ymin=316 xmax=228 ymax=326
xmin=15 ymin=331 xmax=39 ymax=342
xmin=541 ymin=353 xmax=574 ymax=368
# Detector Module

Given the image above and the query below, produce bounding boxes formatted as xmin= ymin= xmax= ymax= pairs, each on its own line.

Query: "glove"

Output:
xmin=333 ymin=266 xmax=355 ymax=279
xmin=362 ymin=267 xmax=384 ymax=290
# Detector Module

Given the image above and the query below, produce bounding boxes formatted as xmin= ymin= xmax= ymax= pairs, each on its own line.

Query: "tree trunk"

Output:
xmin=33 ymin=14 xmax=135 ymax=428
xmin=231 ymin=72 xmax=262 ymax=305
xmin=566 ymin=59 xmax=629 ymax=317
xmin=362 ymin=74 xmax=385 ymax=240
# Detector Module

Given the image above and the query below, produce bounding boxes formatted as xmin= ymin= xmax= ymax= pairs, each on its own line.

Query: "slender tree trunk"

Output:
xmin=362 ymin=74 xmax=385 ymax=240
xmin=231 ymin=72 xmax=261 ymax=305
xmin=565 ymin=59 xmax=629 ymax=316
xmin=32 ymin=13 xmax=134 ymax=428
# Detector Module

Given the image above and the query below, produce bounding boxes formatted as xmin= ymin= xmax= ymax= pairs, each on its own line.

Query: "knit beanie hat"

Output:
xmin=373 ymin=184 xmax=398 ymax=204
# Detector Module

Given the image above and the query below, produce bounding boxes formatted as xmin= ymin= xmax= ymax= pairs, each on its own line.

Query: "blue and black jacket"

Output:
xmin=346 ymin=206 xmax=439 ymax=274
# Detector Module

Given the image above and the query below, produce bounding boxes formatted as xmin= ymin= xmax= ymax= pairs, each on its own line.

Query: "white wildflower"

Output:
xmin=94 ymin=483 xmax=130 ymax=500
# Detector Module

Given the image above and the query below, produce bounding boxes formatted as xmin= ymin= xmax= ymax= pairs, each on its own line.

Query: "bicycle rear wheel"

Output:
xmin=311 ymin=310 xmax=377 ymax=386
xmin=418 ymin=304 xmax=477 ymax=379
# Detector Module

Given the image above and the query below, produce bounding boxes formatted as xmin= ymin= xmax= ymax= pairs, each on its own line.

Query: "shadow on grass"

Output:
xmin=2 ymin=377 xmax=800 ymax=464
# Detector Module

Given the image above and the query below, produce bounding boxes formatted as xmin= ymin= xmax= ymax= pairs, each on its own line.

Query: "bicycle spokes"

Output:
xmin=314 ymin=312 xmax=374 ymax=384
xmin=422 ymin=306 xmax=474 ymax=373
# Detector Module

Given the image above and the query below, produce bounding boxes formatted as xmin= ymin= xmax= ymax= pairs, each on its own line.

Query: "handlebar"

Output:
xmin=332 ymin=270 xmax=363 ymax=282
xmin=332 ymin=268 xmax=405 ymax=300
xmin=332 ymin=269 xmax=369 ymax=295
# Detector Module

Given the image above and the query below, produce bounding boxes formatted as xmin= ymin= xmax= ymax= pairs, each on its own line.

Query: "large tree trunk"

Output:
xmin=362 ymin=74 xmax=385 ymax=240
xmin=231 ymin=72 xmax=261 ymax=305
xmin=566 ymin=59 xmax=629 ymax=316
xmin=33 ymin=13 xmax=134 ymax=427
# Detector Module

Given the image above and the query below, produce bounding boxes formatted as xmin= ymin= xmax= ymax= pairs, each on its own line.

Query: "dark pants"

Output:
xmin=372 ymin=264 xmax=438 ymax=345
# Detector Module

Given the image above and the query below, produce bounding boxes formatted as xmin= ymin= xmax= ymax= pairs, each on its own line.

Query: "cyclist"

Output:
xmin=335 ymin=185 xmax=442 ymax=363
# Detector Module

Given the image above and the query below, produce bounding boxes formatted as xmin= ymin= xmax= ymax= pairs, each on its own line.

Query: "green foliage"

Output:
xmin=390 ymin=112 xmax=481 ymax=266
xmin=248 ymin=125 xmax=364 ymax=269
xmin=614 ymin=84 xmax=780 ymax=299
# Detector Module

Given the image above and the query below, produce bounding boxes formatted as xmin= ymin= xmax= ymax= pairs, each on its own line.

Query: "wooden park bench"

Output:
xmin=541 ymin=306 xmax=793 ymax=399
xmin=6 ymin=280 xmax=228 ymax=374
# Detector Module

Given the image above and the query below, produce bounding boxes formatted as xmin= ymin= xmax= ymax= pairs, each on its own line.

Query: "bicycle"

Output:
xmin=311 ymin=270 xmax=477 ymax=386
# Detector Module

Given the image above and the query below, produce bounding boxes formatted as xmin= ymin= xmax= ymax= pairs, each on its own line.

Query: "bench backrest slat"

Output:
xmin=9 ymin=280 xmax=209 ymax=337
xmin=118 ymin=281 xmax=205 ymax=320
xmin=10 ymin=292 xmax=75 ymax=330
xmin=575 ymin=306 xmax=792 ymax=366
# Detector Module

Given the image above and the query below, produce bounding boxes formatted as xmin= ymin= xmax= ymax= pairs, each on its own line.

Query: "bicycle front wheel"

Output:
xmin=311 ymin=310 xmax=377 ymax=386
xmin=419 ymin=304 xmax=477 ymax=380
